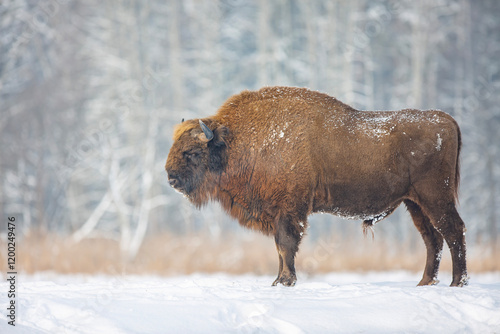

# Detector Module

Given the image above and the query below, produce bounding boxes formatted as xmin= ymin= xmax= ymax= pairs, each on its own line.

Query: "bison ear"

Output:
xmin=207 ymin=125 xmax=230 ymax=172
xmin=212 ymin=125 xmax=229 ymax=147
xmin=198 ymin=120 xmax=229 ymax=147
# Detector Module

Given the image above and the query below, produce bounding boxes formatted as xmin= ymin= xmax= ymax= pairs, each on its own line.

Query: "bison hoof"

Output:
xmin=272 ymin=274 xmax=297 ymax=287
xmin=450 ymin=275 xmax=469 ymax=287
xmin=417 ymin=278 xmax=440 ymax=286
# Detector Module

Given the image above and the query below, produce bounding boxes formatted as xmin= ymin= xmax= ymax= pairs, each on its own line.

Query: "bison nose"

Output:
xmin=168 ymin=172 xmax=180 ymax=188
xmin=169 ymin=178 xmax=178 ymax=188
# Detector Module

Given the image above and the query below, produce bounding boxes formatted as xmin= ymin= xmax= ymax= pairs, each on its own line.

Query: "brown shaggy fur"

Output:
xmin=165 ymin=86 xmax=468 ymax=287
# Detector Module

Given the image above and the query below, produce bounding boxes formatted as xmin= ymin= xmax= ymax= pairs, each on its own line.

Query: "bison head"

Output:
xmin=165 ymin=119 xmax=229 ymax=198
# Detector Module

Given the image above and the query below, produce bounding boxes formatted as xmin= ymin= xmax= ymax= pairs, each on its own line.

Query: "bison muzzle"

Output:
xmin=165 ymin=86 xmax=468 ymax=287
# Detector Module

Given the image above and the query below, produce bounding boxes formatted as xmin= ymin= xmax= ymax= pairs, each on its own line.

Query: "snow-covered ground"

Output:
xmin=1 ymin=271 xmax=500 ymax=333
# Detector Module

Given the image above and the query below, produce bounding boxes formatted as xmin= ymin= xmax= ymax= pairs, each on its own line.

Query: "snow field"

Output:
xmin=1 ymin=271 xmax=499 ymax=333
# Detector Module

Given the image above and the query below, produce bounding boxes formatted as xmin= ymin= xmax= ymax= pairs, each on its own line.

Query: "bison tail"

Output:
xmin=454 ymin=120 xmax=462 ymax=205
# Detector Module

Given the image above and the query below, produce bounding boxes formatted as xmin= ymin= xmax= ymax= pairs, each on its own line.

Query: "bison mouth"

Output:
xmin=167 ymin=172 xmax=193 ymax=196
xmin=168 ymin=176 xmax=185 ymax=193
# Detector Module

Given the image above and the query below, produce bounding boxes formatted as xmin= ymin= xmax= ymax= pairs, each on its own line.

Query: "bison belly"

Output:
xmin=313 ymin=175 xmax=406 ymax=220
xmin=310 ymin=137 xmax=410 ymax=220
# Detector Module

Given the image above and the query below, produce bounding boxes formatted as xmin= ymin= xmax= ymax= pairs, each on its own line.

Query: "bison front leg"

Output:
xmin=272 ymin=217 xmax=304 ymax=287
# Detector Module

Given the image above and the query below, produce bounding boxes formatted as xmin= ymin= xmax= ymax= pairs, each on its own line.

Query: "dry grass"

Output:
xmin=1 ymin=231 xmax=498 ymax=276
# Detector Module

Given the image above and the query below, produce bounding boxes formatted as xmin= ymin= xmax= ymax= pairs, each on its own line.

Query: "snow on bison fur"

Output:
xmin=165 ymin=86 xmax=468 ymax=287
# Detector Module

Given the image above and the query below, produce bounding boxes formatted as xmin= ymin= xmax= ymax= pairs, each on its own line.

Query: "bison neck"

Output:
xmin=217 ymin=173 xmax=277 ymax=235
xmin=188 ymin=169 xmax=276 ymax=235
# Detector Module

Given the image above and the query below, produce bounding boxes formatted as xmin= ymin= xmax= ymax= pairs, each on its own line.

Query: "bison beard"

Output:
xmin=165 ymin=86 xmax=468 ymax=287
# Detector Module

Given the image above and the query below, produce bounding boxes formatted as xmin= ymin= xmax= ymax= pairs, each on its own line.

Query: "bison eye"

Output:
xmin=183 ymin=151 xmax=201 ymax=163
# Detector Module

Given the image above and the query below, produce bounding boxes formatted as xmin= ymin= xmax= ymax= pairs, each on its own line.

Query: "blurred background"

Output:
xmin=1 ymin=0 xmax=499 ymax=276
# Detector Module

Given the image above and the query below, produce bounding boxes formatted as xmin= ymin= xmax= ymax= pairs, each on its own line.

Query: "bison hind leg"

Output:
xmin=404 ymin=199 xmax=444 ymax=286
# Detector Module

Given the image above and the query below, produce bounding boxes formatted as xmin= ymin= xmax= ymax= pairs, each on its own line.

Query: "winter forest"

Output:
xmin=1 ymin=0 xmax=499 ymax=275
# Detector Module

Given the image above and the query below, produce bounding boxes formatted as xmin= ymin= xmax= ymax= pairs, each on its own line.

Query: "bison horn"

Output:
xmin=199 ymin=120 xmax=214 ymax=141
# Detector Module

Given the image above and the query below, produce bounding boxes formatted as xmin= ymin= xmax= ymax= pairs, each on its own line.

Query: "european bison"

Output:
xmin=165 ymin=86 xmax=468 ymax=287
